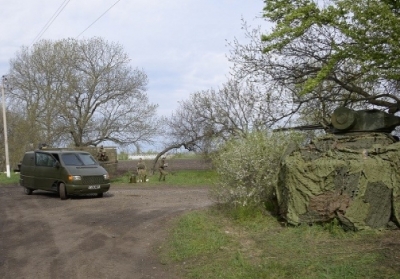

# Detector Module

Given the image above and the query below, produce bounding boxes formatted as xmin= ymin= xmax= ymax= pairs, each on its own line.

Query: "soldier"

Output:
xmin=158 ymin=157 xmax=168 ymax=181
xmin=38 ymin=143 xmax=48 ymax=150
xmin=97 ymin=145 xmax=108 ymax=161
xmin=137 ymin=158 xmax=147 ymax=182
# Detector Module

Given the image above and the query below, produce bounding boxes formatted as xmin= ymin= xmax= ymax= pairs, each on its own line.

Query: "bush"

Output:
xmin=211 ymin=131 xmax=304 ymax=210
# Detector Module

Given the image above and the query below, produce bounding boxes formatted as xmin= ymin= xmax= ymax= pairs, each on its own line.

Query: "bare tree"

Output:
xmin=8 ymin=37 xmax=159 ymax=148
xmin=156 ymin=79 xmax=277 ymax=158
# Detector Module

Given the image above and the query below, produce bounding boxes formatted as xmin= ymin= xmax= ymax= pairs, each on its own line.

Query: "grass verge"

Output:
xmin=160 ymin=206 xmax=400 ymax=279
xmin=111 ymin=169 xmax=218 ymax=186
xmin=0 ymin=172 xmax=20 ymax=185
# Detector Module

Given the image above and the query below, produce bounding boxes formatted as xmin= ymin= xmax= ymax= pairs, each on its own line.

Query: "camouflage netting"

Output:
xmin=277 ymin=133 xmax=400 ymax=230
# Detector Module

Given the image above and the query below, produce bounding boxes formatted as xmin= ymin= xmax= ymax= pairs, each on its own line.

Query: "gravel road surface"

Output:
xmin=0 ymin=184 xmax=212 ymax=279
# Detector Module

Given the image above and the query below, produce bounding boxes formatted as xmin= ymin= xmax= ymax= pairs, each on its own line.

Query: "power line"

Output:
xmin=76 ymin=0 xmax=121 ymax=38
xmin=30 ymin=0 xmax=71 ymax=46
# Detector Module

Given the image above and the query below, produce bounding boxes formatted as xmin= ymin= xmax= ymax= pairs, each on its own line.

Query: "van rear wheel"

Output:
xmin=59 ymin=183 xmax=67 ymax=200
xmin=24 ymin=187 xmax=33 ymax=195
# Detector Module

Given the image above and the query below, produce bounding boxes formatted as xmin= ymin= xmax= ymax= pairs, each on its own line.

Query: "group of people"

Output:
xmin=135 ymin=157 xmax=168 ymax=182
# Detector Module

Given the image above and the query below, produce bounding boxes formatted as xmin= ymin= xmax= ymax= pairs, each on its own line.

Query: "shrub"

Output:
xmin=211 ymin=131 xmax=304 ymax=210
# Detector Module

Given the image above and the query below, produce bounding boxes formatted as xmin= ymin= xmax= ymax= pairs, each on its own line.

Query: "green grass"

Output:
xmin=111 ymin=169 xmax=218 ymax=186
xmin=160 ymin=206 xmax=400 ymax=279
xmin=169 ymin=153 xmax=204 ymax=159
xmin=0 ymin=172 xmax=20 ymax=185
xmin=160 ymin=211 xmax=231 ymax=262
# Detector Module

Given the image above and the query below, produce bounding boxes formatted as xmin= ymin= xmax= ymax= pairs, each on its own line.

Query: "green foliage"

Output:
xmin=211 ymin=131 xmax=304 ymax=208
xmin=262 ymin=0 xmax=400 ymax=94
xmin=262 ymin=0 xmax=320 ymax=52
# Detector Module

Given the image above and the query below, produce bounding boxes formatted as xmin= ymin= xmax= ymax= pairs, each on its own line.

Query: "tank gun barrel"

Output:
xmin=273 ymin=123 xmax=326 ymax=132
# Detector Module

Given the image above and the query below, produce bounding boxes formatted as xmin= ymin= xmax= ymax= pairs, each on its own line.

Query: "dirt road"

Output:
xmin=0 ymin=184 xmax=212 ymax=279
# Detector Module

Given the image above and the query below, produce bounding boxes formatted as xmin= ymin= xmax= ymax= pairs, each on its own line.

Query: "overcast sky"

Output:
xmin=0 ymin=0 xmax=267 ymax=117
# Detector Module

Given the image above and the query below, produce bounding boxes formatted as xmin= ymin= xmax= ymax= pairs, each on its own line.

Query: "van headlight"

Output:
xmin=103 ymin=173 xmax=110 ymax=180
xmin=69 ymin=175 xmax=82 ymax=181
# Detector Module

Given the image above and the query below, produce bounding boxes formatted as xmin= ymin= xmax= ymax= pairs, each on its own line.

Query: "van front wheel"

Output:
xmin=24 ymin=187 xmax=33 ymax=195
xmin=59 ymin=183 xmax=67 ymax=200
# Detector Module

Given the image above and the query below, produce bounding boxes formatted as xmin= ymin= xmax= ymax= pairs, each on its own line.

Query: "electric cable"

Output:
xmin=30 ymin=0 xmax=71 ymax=46
xmin=76 ymin=0 xmax=121 ymax=38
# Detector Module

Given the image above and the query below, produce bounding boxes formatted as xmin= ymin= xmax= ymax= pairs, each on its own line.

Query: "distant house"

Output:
xmin=128 ymin=154 xmax=157 ymax=160
xmin=128 ymin=154 xmax=174 ymax=160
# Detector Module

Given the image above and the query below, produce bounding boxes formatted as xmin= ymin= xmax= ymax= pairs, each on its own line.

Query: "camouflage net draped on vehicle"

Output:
xmin=277 ymin=133 xmax=400 ymax=230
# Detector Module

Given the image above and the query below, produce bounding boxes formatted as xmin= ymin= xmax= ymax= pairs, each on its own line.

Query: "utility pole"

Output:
xmin=1 ymin=76 xmax=10 ymax=178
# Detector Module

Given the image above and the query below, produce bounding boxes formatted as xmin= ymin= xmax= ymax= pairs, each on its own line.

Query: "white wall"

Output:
xmin=128 ymin=154 xmax=175 ymax=160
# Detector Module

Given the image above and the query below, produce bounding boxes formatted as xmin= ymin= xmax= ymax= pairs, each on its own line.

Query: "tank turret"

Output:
xmin=275 ymin=107 xmax=400 ymax=135
xmin=330 ymin=107 xmax=400 ymax=134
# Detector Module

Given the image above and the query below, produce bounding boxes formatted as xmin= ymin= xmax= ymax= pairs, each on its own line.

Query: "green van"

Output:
xmin=19 ymin=149 xmax=111 ymax=200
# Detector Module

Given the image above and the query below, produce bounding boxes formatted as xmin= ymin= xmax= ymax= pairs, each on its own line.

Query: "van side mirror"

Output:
xmin=54 ymin=161 xmax=60 ymax=168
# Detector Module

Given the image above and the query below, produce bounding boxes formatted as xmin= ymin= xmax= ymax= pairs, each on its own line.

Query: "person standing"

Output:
xmin=97 ymin=145 xmax=108 ymax=161
xmin=137 ymin=158 xmax=147 ymax=182
xmin=158 ymin=157 xmax=168 ymax=181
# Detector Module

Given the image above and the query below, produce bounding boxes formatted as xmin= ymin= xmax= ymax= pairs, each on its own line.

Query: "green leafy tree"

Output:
xmin=229 ymin=1 xmax=400 ymax=129
xmin=8 ymin=37 xmax=159 ymax=148
xmin=262 ymin=0 xmax=400 ymax=110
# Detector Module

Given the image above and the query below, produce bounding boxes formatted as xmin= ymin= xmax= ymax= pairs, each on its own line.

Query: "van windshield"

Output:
xmin=61 ymin=153 xmax=98 ymax=166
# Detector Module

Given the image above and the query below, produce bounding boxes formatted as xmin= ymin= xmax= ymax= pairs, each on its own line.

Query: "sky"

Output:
xmin=0 ymin=0 xmax=267 ymax=117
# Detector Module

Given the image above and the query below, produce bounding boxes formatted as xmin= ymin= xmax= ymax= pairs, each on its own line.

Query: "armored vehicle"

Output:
xmin=19 ymin=149 xmax=111 ymax=200
xmin=277 ymin=107 xmax=400 ymax=230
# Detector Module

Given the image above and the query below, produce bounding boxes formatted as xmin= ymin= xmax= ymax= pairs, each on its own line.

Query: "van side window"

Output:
xmin=36 ymin=153 xmax=55 ymax=167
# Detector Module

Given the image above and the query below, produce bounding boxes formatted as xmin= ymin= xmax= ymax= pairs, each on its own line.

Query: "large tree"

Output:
xmin=9 ymin=37 xmax=159 ymax=148
xmin=229 ymin=0 xmax=400 ymax=127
